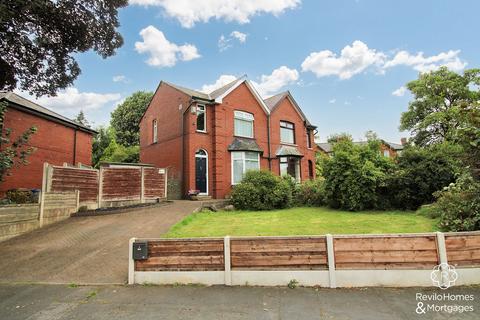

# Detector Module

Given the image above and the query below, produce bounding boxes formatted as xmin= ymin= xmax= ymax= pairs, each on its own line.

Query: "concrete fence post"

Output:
xmin=140 ymin=167 xmax=145 ymax=203
xmin=436 ymin=231 xmax=449 ymax=287
xmin=224 ymin=236 xmax=232 ymax=286
xmin=39 ymin=163 xmax=49 ymax=227
xmin=75 ymin=190 xmax=80 ymax=212
xmin=326 ymin=234 xmax=336 ymax=288
xmin=164 ymin=168 xmax=168 ymax=199
xmin=98 ymin=167 xmax=103 ymax=209
xmin=128 ymin=237 xmax=136 ymax=285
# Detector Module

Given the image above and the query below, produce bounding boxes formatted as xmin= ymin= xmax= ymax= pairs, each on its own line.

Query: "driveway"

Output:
xmin=1 ymin=284 xmax=479 ymax=320
xmin=0 ymin=201 xmax=200 ymax=284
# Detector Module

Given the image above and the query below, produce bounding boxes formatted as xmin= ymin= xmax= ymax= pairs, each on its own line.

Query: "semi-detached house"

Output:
xmin=139 ymin=77 xmax=317 ymax=199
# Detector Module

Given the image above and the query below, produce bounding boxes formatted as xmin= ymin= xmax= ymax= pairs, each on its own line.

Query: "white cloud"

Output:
xmin=344 ymin=101 xmax=351 ymax=105
xmin=301 ymin=40 xmax=467 ymax=79
xmin=113 ymin=75 xmax=128 ymax=83
xmin=301 ymin=40 xmax=386 ymax=80
xmin=329 ymin=98 xmax=336 ymax=104
xmin=19 ymin=88 xmax=122 ymax=113
xmin=252 ymin=66 xmax=299 ymax=97
xmin=383 ymin=50 xmax=467 ymax=72
xmin=135 ymin=25 xmax=200 ymax=67
xmin=200 ymin=75 xmax=238 ymax=93
xmin=218 ymin=31 xmax=248 ymax=52
xmin=392 ymin=86 xmax=407 ymax=97
xmin=130 ymin=0 xmax=300 ymax=28
xmin=231 ymin=31 xmax=247 ymax=43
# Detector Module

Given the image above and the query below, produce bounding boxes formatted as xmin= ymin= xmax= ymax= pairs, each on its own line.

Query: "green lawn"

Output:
xmin=163 ymin=207 xmax=438 ymax=238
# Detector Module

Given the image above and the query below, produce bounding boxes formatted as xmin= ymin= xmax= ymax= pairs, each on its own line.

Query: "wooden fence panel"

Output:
xmin=334 ymin=235 xmax=439 ymax=270
xmin=143 ymin=168 xmax=166 ymax=199
xmin=445 ymin=234 xmax=480 ymax=267
xmin=50 ymin=167 xmax=98 ymax=203
xmin=101 ymin=168 xmax=141 ymax=201
xmin=230 ymin=237 xmax=328 ymax=270
xmin=135 ymin=239 xmax=225 ymax=271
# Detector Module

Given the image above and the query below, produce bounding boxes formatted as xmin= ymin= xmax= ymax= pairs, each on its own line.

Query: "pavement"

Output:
xmin=0 ymin=200 xmax=200 ymax=284
xmin=0 ymin=284 xmax=479 ymax=320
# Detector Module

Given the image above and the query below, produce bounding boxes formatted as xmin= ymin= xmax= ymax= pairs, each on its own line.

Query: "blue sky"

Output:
xmin=29 ymin=0 xmax=479 ymax=143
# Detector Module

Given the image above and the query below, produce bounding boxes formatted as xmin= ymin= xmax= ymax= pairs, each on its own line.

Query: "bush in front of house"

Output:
xmin=295 ymin=178 xmax=326 ymax=207
xmin=231 ymin=170 xmax=293 ymax=210
xmin=322 ymin=138 xmax=394 ymax=211
xmin=384 ymin=144 xmax=461 ymax=210
xmin=432 ymin=174 xmax=480 ymax=232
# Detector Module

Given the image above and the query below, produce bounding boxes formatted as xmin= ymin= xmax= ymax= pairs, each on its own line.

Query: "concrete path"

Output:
xmin=0 ymin=201 xmax=199 ymax=284
xmin=0 ymin=284 xmax=478 ymax=320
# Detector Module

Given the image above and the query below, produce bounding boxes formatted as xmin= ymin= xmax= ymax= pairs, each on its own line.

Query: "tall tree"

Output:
xmin=74 ymin=110 xmax=90 ymax=127
xmin=0 ymin=0 xmax=128 ymax=96
xmin=0 ymin=101 xmax=37 ymax=181
xmin=400 ymin=67 xmax=480 ymax=146
xmin=110 ymin=91 xmax=153 ymax=147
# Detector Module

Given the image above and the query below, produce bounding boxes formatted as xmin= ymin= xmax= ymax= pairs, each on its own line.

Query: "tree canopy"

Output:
xmin=74 ymin=110 xmax=90 ymax=127
xmin=110 ymin=91 xmax=153 ymax=147
xmin=0 ymin=0 xmax=128 ymax=96
xmin=400 ymin=67 xmax=480 ymax=146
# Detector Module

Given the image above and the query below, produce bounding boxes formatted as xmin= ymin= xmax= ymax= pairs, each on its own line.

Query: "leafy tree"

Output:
xmin=74 ymin=110 xmax=90 ymax=127
xmin=0 ymin=0 xmax=128 ymax=96
xmin=322 ymin=137 xmax=394 ymax=211
xmin=92 ymin=126 xmax=112 ymax=167
xmin=386 ymin=144 xmax=461 ymax=210
xmin=400 ymin=67 xmax=480 ymax=146
xmin=110 ymin=91 xmax=153 ymax=147
xmin=0 ymin=101 xmax=37 ymax=181
xmin=453 ymin=102 xmax=480 ymax=179
xmin=98 ymin=129 xmax=139 ymax=165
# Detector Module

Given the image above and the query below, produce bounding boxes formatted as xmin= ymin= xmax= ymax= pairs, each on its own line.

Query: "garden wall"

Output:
xmin=0 ymin=191 xmax=78 ymax=242
xmin=46 ymin=163 xmax=167 ymax=209
xmin=129 ymin=232 xmax=480 ymax=287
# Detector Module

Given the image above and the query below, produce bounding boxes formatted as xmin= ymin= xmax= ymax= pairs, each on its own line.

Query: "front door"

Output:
xmin=195 ymin=152 xmax=208 ymax=194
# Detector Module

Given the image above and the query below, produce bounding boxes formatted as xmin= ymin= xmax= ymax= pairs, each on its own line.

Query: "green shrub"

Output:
xmin=416 ymin=204 xmax=441 ymax=219
xmin=230 ymin=170 xmax=293 ymax=210
xmin=296 ymin=178 xmax=325 ymax=206
xmin=6 ymin=189 xmax=34 ymax=204
xmin=433 ymin=175 xmax=480 ymax=232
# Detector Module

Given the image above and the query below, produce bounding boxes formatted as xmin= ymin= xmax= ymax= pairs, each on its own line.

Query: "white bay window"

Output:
xmin=234 ymin=111 xmax=254 ymax=138
xmin=231 ymin=151 xmax=260 ymax=184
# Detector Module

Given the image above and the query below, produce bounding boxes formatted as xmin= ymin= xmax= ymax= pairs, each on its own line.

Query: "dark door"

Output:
xmin=195 ymin=156 xmax=207 ymax=194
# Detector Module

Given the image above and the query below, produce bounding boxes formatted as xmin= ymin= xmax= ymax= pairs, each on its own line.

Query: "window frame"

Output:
xmin=307 ymin=129 xmax=312 ymax=149
xmin=280 ymin=121 xmax=295 ymax=144
xmin=231 ymin=151 xmax=260 ymax=185
xmin=152 ymin=119 xmax=158 ymax=143
xmin=279 ymin=156 xmax=301 ymax=182
xmin=196 ymin=104 xmax=206 ymax=133
xmin=234 ymin=110 xmax=254 ymax=138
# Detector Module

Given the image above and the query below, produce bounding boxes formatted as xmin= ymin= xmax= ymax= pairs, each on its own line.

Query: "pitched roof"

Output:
xmin=163 ymin=76 xmax=245 ymax=101
xmin=275 ymin=145 xmax=304 ymax=157
xmin=316 ymin=142 xmax=333 ymax=153
xmin=0 ymin=91 xmax=97 ymax=134
xmin=264 ymin=92 xmax=288 ymax=111
xmin=227 ymin=137 xmax=263 ymax=153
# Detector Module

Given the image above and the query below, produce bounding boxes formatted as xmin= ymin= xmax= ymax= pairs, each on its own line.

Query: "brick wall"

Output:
xmin=0 ymin=107 xmax=93 ymax=195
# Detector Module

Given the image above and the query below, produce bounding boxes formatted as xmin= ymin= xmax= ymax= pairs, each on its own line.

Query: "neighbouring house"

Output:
xmin=316 ymin=139 xmax=405 ymax=158
xmin=0 ymin=92 xmax=97 ymax=196
xmin=139 ymin=77 xmax=317 ymax=199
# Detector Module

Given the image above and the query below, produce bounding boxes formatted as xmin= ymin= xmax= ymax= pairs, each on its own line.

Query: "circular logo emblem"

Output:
xmin=430 ymin=263 xmax=458 ymax=289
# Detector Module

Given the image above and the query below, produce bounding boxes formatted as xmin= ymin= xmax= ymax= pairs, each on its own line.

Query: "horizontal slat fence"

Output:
xmin=135 ymin=239 xmax=225 ymax=271
xmin=101 ymin=167 xmax=142 ymax=201
xmin=334 ymin=235 xmax=438 ymax=269
xmin=445 ymin=234 xmax=480 ymax=267
xmin=231 ymin=237 xmax=328 ymax=270
xmin=130 ymin=232 xmax=480 ymax=287
xmin=143 ymin=168 xmax=166 ymax=199
xmin=49 ymin=166 xmax=98 ymax=203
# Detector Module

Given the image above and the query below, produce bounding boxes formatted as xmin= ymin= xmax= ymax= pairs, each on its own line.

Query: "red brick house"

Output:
xmin=0 ymin=92 xmax=96 ymax=196
xmin=140 ymin=77 xmax=317 ymax=199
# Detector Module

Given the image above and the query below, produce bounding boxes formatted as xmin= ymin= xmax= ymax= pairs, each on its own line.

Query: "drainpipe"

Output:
xmin=267 ymin=114 xmax=272 ymax=170
xmin=73 ymin=128 xmax=77 ymax=165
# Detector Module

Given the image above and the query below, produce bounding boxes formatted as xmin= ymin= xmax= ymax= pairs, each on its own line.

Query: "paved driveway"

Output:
xmin=0 ymin=201 xmax=199 ymax=284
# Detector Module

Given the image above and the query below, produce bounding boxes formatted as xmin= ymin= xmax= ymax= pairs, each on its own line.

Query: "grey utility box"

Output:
xmin=133 ymin=241 xmax=148 ymax=260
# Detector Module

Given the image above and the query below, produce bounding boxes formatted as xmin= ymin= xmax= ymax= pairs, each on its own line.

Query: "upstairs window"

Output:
xmin=307 ymin=130 xmax=312 ymax=148
xmin=234 ymin=111 xmax=254 ymax=138
xmin=383 ymin=150 xmax=390 ymax=158
xmin=196 ymin=105 xmax=206 ymax=132
xmin=152 ymin=119 xmax=158 ymax=143
xmin=280 ymin=121 xmax=295 ymax=144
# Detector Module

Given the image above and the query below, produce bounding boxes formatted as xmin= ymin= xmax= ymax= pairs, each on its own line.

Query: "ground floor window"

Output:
xmin=231 ymin=151 xmax=260 ymax=184
xmin=280 ymin=156 xmax=301 ymax=182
